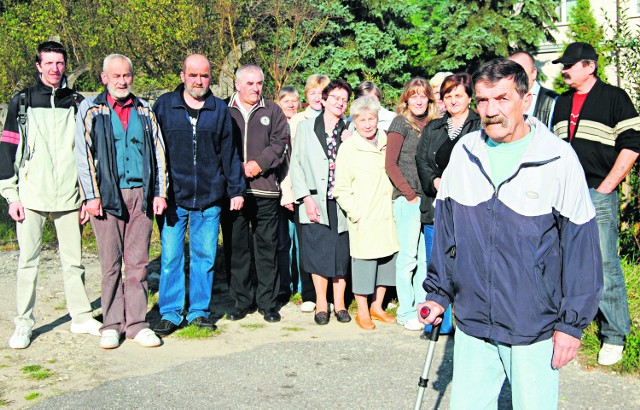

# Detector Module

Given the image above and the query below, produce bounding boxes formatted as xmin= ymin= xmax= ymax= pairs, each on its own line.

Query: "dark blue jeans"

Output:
xmin=158 ymin=204 xmax=221 ymax=325
xmin=590 ymin=189 xmax=630 ymax=345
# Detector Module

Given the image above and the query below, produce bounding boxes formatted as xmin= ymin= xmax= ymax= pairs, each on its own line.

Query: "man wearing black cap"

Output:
xmin=552 ymin=41 xmax=640 ymax=366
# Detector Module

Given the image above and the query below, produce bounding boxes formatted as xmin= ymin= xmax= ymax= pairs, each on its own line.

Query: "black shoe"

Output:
xmin=334 ymin=309 xmax=352 ymax=323
xmin=314 ymin=311 xmax=330 ymax=325
xmin=189 ymin=316 xmax=217 ymax=331
xmin=153 ymin=319 xmax=179 ymax=337
xmin=227 ymin=307 xmax=252 ymax=321
xmin=259 ymin=308 xmax=281 ymax=323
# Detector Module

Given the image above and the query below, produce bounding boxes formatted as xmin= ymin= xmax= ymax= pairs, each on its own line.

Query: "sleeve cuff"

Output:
xmin=554 ymin=322 xmax=583 ymax=340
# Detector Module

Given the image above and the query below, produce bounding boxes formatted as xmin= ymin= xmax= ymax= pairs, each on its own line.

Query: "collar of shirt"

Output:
xmin=107 ymin=93 xmax=134 ymax=131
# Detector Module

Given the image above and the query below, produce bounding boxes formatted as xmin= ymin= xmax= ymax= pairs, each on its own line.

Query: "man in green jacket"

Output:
xmin=0 ymin=41 xmax=102 ymax=349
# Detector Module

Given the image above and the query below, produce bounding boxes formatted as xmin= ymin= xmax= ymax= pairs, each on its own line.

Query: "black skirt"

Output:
xmin=298 ymin=199 xmax=349 ymax=278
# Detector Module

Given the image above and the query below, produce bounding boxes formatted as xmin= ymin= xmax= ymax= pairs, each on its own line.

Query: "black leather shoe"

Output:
xmin=153 ymin=319 xmax=179 ymax=337
xmin=227 ymin=307 xmax=252 ymax=321
xmin=314 ymin=311 xmax=330 ymax=325
xmin=334 ymin=310 xmax=352 ymax=323
xmin=259 ymin=308 xmax=281 ymax=323
xmin=189 ymin=316 xmax=217 ymax=331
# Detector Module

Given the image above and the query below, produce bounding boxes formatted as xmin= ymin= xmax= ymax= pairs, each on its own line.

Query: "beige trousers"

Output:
xmin=15 ymin=208 xmax=93 ymax=329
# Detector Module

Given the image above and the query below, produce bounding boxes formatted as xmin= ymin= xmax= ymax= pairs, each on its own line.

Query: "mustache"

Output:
xmin=482 ymin=116 xmax=509 ymax=128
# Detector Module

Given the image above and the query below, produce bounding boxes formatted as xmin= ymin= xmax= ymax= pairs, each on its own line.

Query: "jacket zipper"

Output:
xmin=463 ymin=146 xmax=560 ymax=338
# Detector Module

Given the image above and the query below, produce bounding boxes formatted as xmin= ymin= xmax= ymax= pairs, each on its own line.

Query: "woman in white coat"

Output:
xmin=333 ymin=96 xmax=399 ymax=331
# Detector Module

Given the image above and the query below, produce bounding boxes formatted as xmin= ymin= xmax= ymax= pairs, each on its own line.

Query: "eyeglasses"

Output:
xmin=327 ymin=94 xmax=349 ymax=104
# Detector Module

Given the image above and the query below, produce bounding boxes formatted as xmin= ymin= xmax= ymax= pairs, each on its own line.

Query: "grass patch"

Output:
xmin=348 ymin=299 xmax=358 ymax=315
xmin=282 ymin=327 xmax=304 ymax=332
xmin=24 ymin=392 xmax=41 ymax=401
xmin=240 ymin=323 xmax=265 ymax=331
xmin=53 ymin=299 xmax=66 ymax=311
xmin=174 ymin=325 xmax=219 ymax=339
xmin=289 ymin=293 xmax=302 ymax=304
xmin=385 ymin=299 xmax=398 ymax=317
xmin=579 ymin=258 xmax=640 ymax=375
xmin=0 ymin=364 xmax=8 ymax=369
xmin=21 ymin=365 xmax=53 ymax=380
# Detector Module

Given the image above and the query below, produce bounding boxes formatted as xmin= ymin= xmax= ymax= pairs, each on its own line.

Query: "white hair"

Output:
xmin=235 ymin=64 xmax=263 ymax=81
xmin=102 ymin=54 xmax=134 ymax=74
xmin=349 ymin=96 xmax=381 ymax=119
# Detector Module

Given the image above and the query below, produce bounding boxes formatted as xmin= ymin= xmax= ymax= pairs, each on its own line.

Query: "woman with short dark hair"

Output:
xmin=290 ymin=79 xmax=353 ymax=325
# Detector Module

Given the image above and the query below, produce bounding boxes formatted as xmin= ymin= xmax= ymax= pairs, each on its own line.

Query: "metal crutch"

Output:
xmin=414 ymin=306 xmax=442 ymax=410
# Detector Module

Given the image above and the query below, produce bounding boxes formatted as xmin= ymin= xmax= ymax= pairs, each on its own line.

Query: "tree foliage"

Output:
xmin=0 ymin=0 xmax=558 ymax=105
xmin=413 ymin=0 xmax=557 ymax=75
xmin=602 ymin=0 xmax=640 ymax=261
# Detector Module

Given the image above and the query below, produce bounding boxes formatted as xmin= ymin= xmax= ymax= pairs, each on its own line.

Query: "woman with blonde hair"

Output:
xmin=280 ymin=74 xmax=330 ymax=312
xmin=334 ymin=96 xmax=399 ymax=330
xmin=385 ymin=77 xmax=439 ymax=331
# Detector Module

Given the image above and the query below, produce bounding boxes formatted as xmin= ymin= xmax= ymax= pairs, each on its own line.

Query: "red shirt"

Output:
xmin=569 ymin=92 xmax=588 ymax=141
xmin=107 ymin=93 xmax=134 ymax=131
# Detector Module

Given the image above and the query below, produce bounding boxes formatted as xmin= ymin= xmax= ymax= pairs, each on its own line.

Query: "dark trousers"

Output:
xmin=224 ymin=195 xmax=279 ymax=310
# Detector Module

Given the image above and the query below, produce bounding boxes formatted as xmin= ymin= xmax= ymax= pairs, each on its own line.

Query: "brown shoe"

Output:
xmin=355 ymin=315 xmax=376 ymax=330
xmin=370 ymin=308 xmax=397 ymax=324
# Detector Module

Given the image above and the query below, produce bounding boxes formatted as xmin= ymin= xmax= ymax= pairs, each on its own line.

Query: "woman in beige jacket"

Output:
xmin=333 ymin=96 xmax=399 ymax=331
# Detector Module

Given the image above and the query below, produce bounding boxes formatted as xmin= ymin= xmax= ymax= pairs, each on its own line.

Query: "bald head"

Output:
xmin=509 ymin=52 xmax=537 ymax=90
xmin=181 ymin=54 xmax=212 ymax=100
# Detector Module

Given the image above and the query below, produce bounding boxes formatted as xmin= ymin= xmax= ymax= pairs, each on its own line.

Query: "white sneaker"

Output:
xmin=100 ymin=329 xmax=120 ymax=349
xmin=300 ymin=301 xmax=316 ymax=312
xmin=598 ymin=343 xmax=624 ymax=366
xmin=133 ymin=328 xmax=161 ymax=347
xmin=70 ymin=318 xmax=102 ymax=336
xmin=9 ymin=326 xmax=32 ymax=349
xmin=403 ymin=318 xmax=424 ymax=331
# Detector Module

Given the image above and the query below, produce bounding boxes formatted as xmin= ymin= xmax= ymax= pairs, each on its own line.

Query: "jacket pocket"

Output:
xmin=533 ymin=262 xmax=558 ymax=313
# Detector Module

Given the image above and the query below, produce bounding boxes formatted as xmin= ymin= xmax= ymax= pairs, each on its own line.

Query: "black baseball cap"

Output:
xmin=552 ymin=42 xmax=598 ymax=65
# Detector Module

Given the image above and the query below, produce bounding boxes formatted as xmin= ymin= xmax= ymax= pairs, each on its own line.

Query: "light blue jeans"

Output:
xmin=451 ymin=328 xmax=559 ymax=409
xmin=158 ymin=204 xmax=221 ymax=325
xmin=393 ymin=197 xmax=426 ymax=323
xmin=590 ymin=189 xmax=630 ymax=345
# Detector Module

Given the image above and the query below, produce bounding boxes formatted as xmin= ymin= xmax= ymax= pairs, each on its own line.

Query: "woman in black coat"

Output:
xmin=415 ymin=72 xmax=481 ymax=334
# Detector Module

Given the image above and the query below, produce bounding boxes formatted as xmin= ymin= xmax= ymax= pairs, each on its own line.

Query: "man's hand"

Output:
xmin=244 ymin=160 xmax=262 ymax=179
xmin=416 ymin=301 xmax=445 ymax=325
xmin=79 ymin=203 xmax=91 ymax=225
xmin=433 ymin=177 xmax=441 ymax=192
xmin=230 ymin=196 xmax=244 ymax=211
xmin=340 ymin=129 xmax=353 ymax=142
xmin=8 ymin=201 xmax=25 ymax=222
xmin=552 ymin=330 xmax=581 ymax=369
xmin=303 ymin=196 xmax=320 ymax=223
xmin=283 ymin=203 xmax=294 ymax=212
xmin=153 ymin=197 xmax=167 ymax=215
xmin=85 ymin=199 xmax=103 ymax=217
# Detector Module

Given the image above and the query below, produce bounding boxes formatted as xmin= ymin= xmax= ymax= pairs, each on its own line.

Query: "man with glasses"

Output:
xmin=552 ymin=42 xmax=640 ymax=366
xmin=223 ymin=64 xmax=289 ymax=323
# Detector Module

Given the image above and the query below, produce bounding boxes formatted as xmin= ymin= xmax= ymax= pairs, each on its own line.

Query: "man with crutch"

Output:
xmin=417 ymin=58 xmax=603 ymax=409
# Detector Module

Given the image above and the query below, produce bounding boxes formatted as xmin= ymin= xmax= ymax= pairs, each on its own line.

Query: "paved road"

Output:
xmin=33 ymin=332 xmax=640 ymax=410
